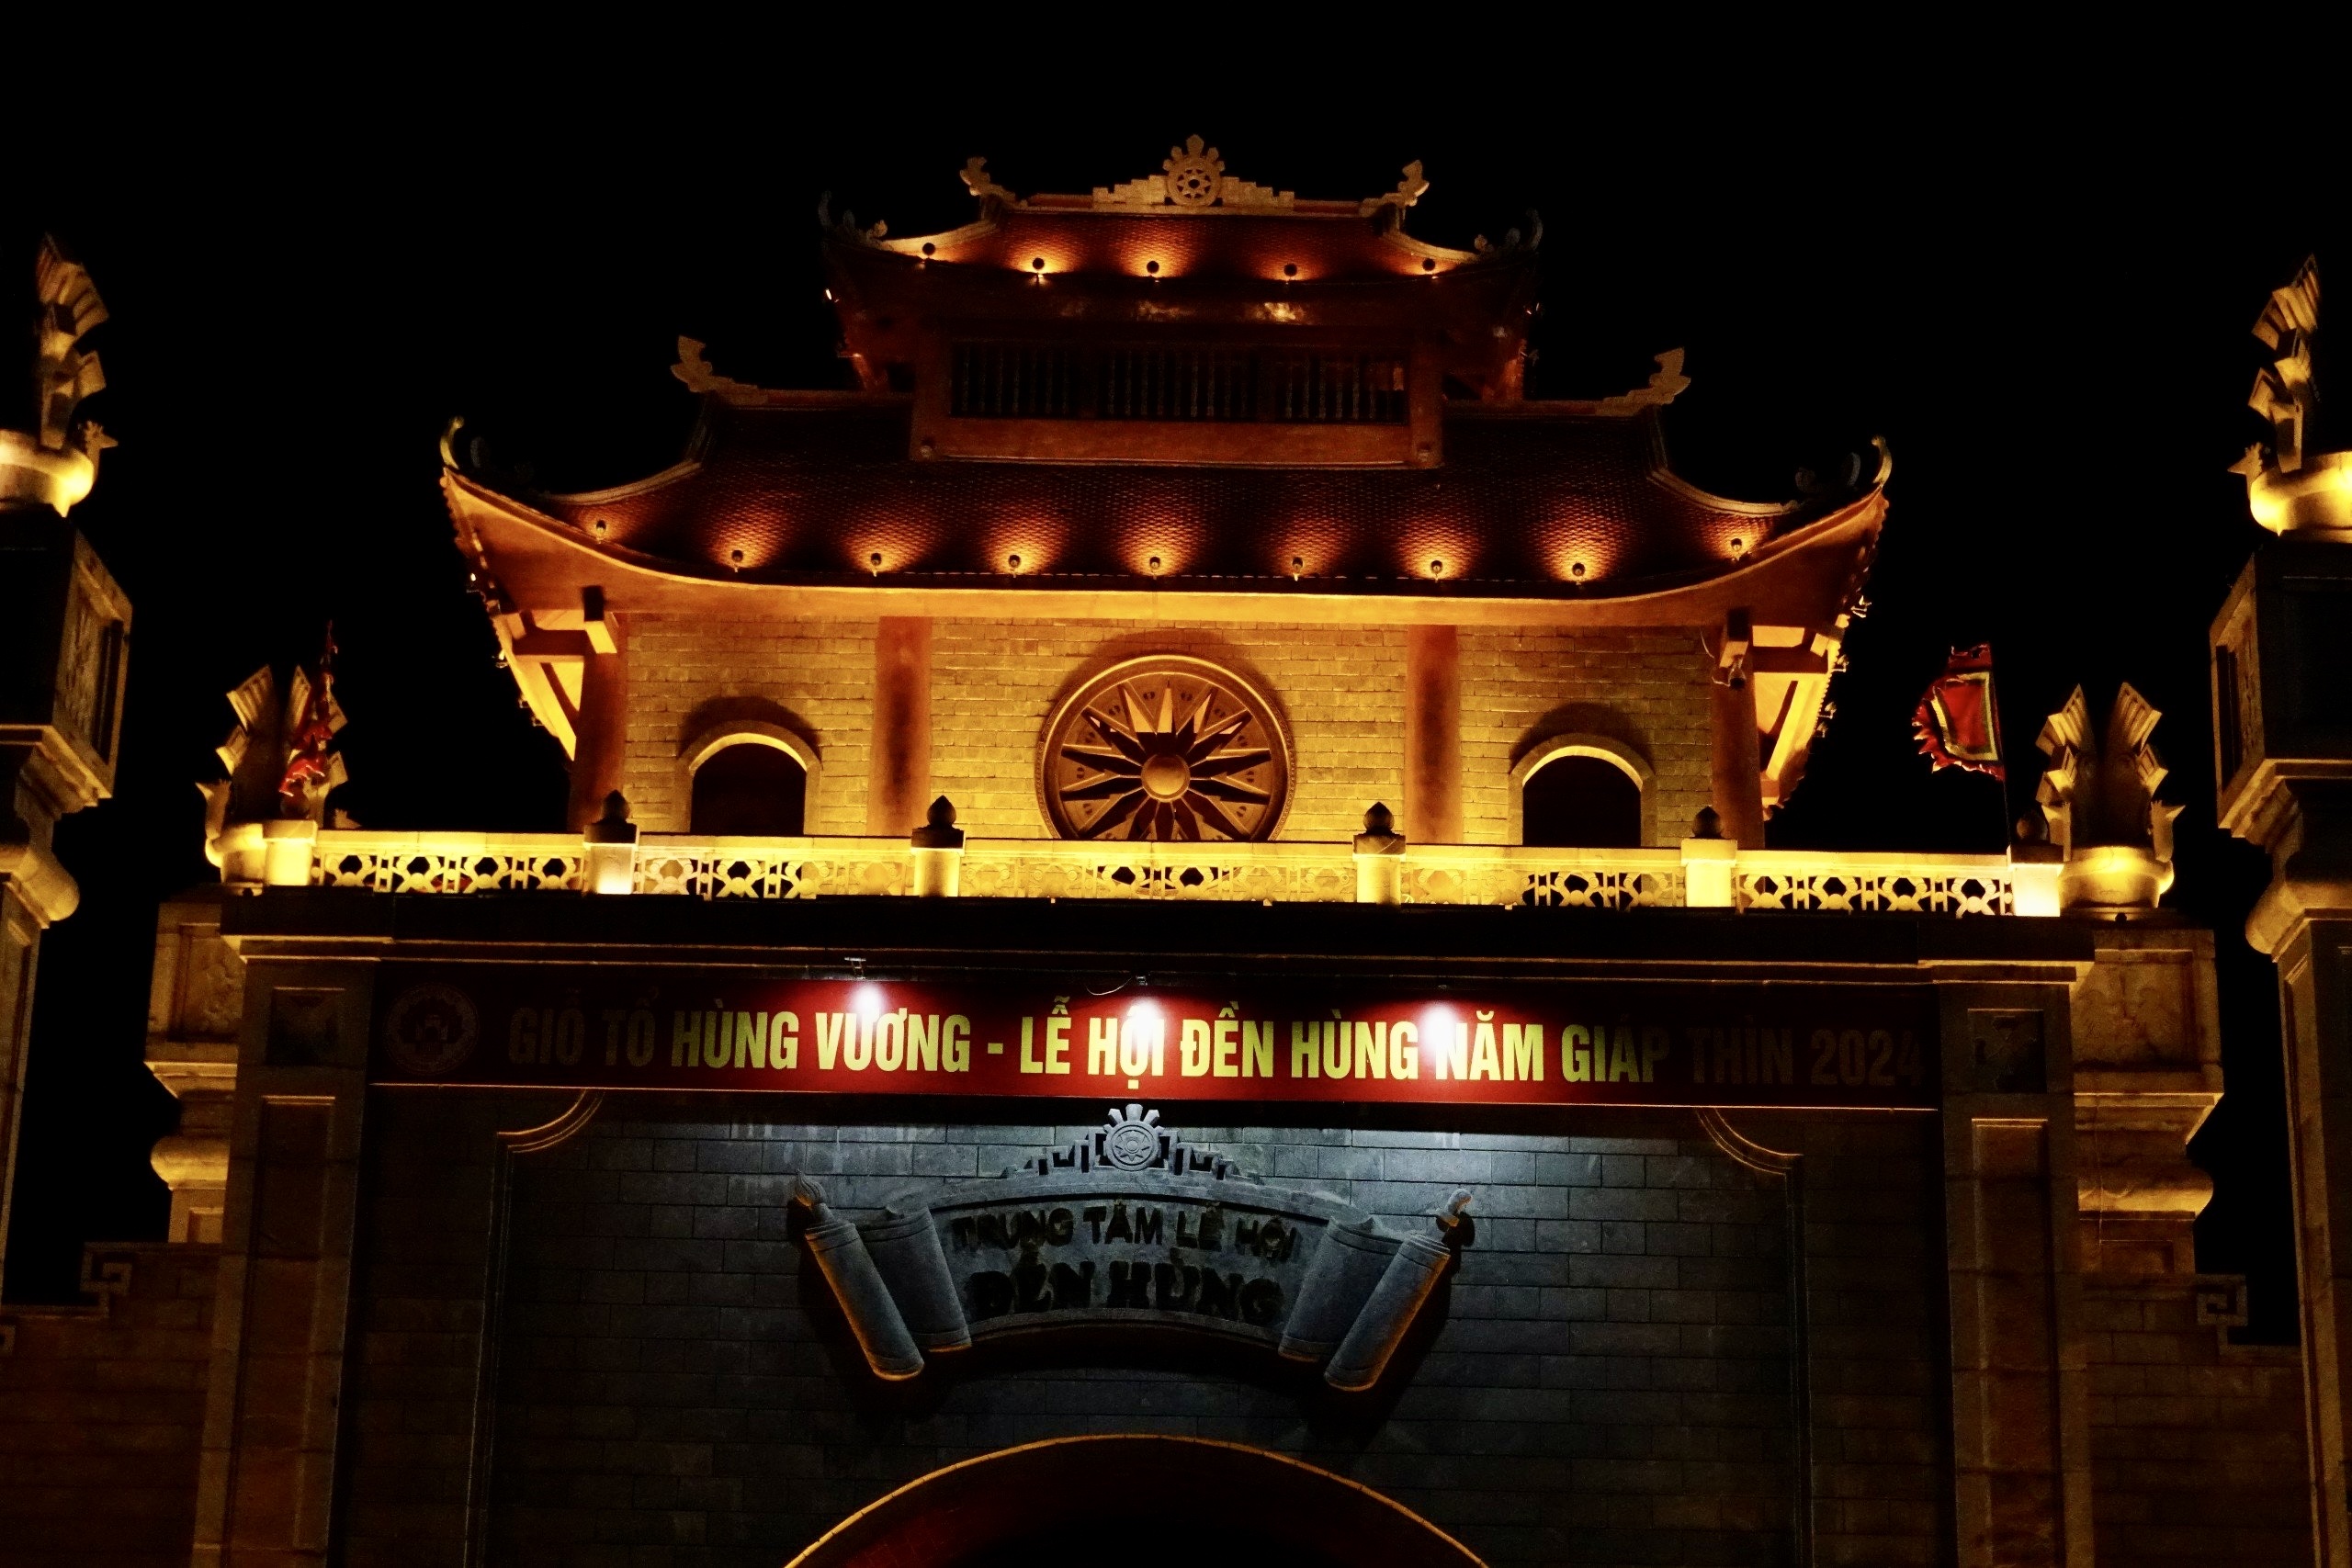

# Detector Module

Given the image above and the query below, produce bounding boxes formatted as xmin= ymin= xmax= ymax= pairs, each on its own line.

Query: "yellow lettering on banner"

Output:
xmin=703 ymin=1010 xmax=727 ymax=1069
xmin=1241 ymin=1021 xmax=1272 ymax=1077
xmin=1763 ymin=1028 xmax=1792 ymax=1085
xmin=1606 ymin=1026 xmax=1637 ymax=1083
xmin=1503 ymin=1022 xmax=1543 ymax=1082
xmin=770 ymin=1012 xmax=797 ymax=1070
xmin=1565 ymin=1024 xmax=1593 ymax=1082
xmin=1046 ymin=1014 xmax=1071 ymax=1074
xmin=875 ymin=1009 xmax=906 ymax=1072
xmin=1354 ymin=1021 xmax=1387 ymax=1080
xmin=907 ymin=1013 xmax=938 ymax=1073
xmin=1642 ymin=1026 xmax=1670 ymax=1084
xmin=1212 ymin=1017 xmax=1238 ymax=1078
xmin=1182 ymin=1019 xmax=1211 ymax=1077
xmin=1715 ymin=1026 xmax=1742 ymax=1084
xmin=628 ymin=1010 xmax=658 ymax=1067
xmin=1320 ymin=1020 xmax=1349 ymax=1080
xmin=732 ymin=1011 xmax=767 ymax=1070
xmin=553 ymin=1009 xmax=584 ymax=1066
xmin=1292 ymin=1020 xmax=1319 ymax=1078
xmin=511 ymin=1009 xmax=540 ymax=1065
xmin=1120 ymin=1012 xmax=1166 ymax=1078
xmin=671 ymin=1010 xmax=698 ymax=1067
xmin=1471 ymin=1013 xmax=1500 ymax=1081
xmin=602 ymin=1010 xmax=628 ymax=1066
xmin=817 ymin=1012 xmax=847 ymax=1070
xmin=943 ymin=1015 xmax=969 ymax=1073
xmin=1020 ymin=1017 xmax=1042 ymax=1075
xmin=1090 ymin=1017 xmax=1119 ymax=1077
xmin=842 ymin=1010 xmax=874 ymax=1071
xmin=1430 ymin=1021 xmax=1469 ymax=1080
xmin=1389 ymin=1020 xmax=1419 ymax=1078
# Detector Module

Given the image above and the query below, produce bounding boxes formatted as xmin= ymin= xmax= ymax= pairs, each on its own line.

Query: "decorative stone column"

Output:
xmin=2212 ymin=255 xmax=2352 ymax=1567
xmin=1708 ymin=610 xmax=1766 ymax=848
xmin=1403 ymin=626 xmax=1460 ymax=844
xmin=0 ymin=238 xmax=128 ymax=1290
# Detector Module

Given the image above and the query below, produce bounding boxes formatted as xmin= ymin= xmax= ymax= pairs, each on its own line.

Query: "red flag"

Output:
xmin=1914 ymin=644 xmax=2005 ymax=780
xmin=278 ymin=624 xmax=344 ymax=807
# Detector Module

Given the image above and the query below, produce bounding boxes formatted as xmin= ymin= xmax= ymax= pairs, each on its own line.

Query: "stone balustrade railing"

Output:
xmin=301 ymin=828 xmax=2035 ymax=915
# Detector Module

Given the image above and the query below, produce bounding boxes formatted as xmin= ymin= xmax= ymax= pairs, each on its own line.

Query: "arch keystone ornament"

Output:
xmin=792 ymin=1107 xmax=1469 ymax=1390
xmin=1042 ymin=656 xmax=1291 ymax=841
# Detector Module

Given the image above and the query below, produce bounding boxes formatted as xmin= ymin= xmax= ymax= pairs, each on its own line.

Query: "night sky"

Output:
xmin=9 ymin=101 xmax=2337 ymax=1336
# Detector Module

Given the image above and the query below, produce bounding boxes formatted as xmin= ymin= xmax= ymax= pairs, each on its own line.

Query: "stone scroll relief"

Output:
xmin=795 ymin=1105 xmax=1471 ymax=1391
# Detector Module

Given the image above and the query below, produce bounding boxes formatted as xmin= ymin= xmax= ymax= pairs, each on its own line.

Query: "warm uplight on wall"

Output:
xmin=1427 ymin=558 xmax=1447 ymax=578
xmin=1282 ymin=263 xmax=1299 ymax=279
xmin=1569 ymin=560 xmax=1588 ymax=580
xmin=729 ymin=548 xmax=745 ymax=571
xmin=1145 ymin=260 xmax=1161 ymax=276
xmin=869 ymin=550 xmax=886 ymax=575
xmin=1005 ymin=552 xmax=1023 ymax=572
xmin=592 ymin=518 xmax=609 ymax=538
xmin=1727 ymin=536 xmax=1749 ymax=558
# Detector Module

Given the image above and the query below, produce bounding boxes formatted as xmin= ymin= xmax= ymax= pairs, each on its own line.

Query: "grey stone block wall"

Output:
xmin=337 ymin=1096 xmax=1949 ymax=1568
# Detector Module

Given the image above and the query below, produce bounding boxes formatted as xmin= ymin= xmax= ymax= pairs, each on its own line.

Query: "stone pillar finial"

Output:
xmin=582 ymin=790 xmax=638 ymax=895
xmin=910 ymin=795 xmax=964 ymax=897
xmin=2036 ymin=683 xmax=2180 ymax=913
xmin=1352 ymin=802 xmax=1406 ymax=906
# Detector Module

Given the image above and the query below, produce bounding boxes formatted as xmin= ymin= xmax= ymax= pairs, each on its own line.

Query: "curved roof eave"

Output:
xmin=443 ymin=468 xmax=1884 ymax=629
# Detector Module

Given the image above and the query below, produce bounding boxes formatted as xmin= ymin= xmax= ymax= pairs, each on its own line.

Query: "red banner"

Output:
xmin=372 ymin=965 xmax=1939 ymax=1110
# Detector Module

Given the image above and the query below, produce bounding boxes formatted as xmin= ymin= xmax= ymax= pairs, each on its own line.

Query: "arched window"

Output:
xmin=1515 ymin=738 xmax=1649 ymax=848
xmin=690 ymin=743 xmax=807 ymax=836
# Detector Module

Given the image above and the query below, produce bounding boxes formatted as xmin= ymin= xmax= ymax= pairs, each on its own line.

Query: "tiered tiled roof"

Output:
xmin=493 ymin=396 xmax=1862 ymax=597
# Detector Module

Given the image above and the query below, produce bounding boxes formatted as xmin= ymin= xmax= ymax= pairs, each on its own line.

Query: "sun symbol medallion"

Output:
xmin=1041 ymin=657 xmax=1290 ymax=841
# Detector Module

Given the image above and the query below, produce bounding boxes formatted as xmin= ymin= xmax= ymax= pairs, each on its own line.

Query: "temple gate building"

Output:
xmin=0 ymin=149 xmax=2330 ymax=1567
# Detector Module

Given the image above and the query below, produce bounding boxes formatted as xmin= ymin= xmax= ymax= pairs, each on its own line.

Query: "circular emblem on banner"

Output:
xmin=381 ymin=983 xmax=479 ymax=1077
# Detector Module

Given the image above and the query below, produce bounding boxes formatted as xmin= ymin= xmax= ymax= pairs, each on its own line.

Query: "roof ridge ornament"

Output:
xmin=2231 ymin=254 xmax=2350 ymax=536
xmin=1594 ymin=349 xmax=1692 ymax=414
xmin=1359 ymin=160 xmax=1430 ymax=219
xmin=959 ymin=156 xmax=1017 ymax=206
xmin=1092 ymin=135 xmax=1296 ymax=211
xmin=672 ymin=337 xmax=757 ymax=397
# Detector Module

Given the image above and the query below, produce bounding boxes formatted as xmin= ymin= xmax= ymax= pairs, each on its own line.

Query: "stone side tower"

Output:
xmin=0 ymin=237 xmax=131 ymax=1292
xmin=2211 ymin=255 xmax=2352 ymax=1563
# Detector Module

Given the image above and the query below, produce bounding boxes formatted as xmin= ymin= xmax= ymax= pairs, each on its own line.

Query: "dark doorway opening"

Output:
xmin=689 ymin=743 xmax=806 ymax=835
xmin=1522 ymin=752 xmax=1641 ymax=847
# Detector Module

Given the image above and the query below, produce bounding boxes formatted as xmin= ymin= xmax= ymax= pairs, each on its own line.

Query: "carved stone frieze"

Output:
xmin=797 ymin=1105 xmax=1469 ymax=1390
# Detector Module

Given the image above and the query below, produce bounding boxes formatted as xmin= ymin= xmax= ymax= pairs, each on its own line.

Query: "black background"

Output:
xmin=8 ymin=85 xmax=2338 ymax=1337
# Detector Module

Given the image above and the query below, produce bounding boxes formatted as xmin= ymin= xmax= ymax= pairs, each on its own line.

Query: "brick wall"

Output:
xmin=0 ymin=1243 xmax=218 ymax=1568
xmin=622 ymin=615 xmax=879 ymax=835
xmin=1458 ymin=627 xmax=1713 ymax=846
xmin=626 ymin=616 xmax=1713 ymax=846
xmin=2084 ymin=1277 xmax=2312 ymax=1567
xmin=335 ymin=1097 xmax=1951 ymax=1568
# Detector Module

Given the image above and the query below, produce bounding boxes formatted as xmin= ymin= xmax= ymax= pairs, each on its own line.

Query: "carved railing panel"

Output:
xmin=1735 ymin=852 xmax=2013 ymax=917
xmin=312 ymin=834 xmax=583 ymax=894
xmin=1402 ymin=848 xmax=1686 ymax=909
xmin=303 ymin=832 xmax=2012 ymax=914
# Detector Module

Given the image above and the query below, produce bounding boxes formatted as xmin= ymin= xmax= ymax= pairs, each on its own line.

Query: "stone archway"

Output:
xmin=786 ymin=1433 xmax=1484 ymax=1568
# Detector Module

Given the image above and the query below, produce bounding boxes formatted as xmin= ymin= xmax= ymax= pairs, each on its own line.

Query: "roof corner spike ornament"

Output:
xmin=2034 ymin=683 xmax=2180 ymax=914
xmin=2232 ymin=255 xmax=2351 ymax=536
xmin=1913 ymin=645 xmax=2005 ymax=781
xmin=0 ymin=234 xmax=116 ymax=516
